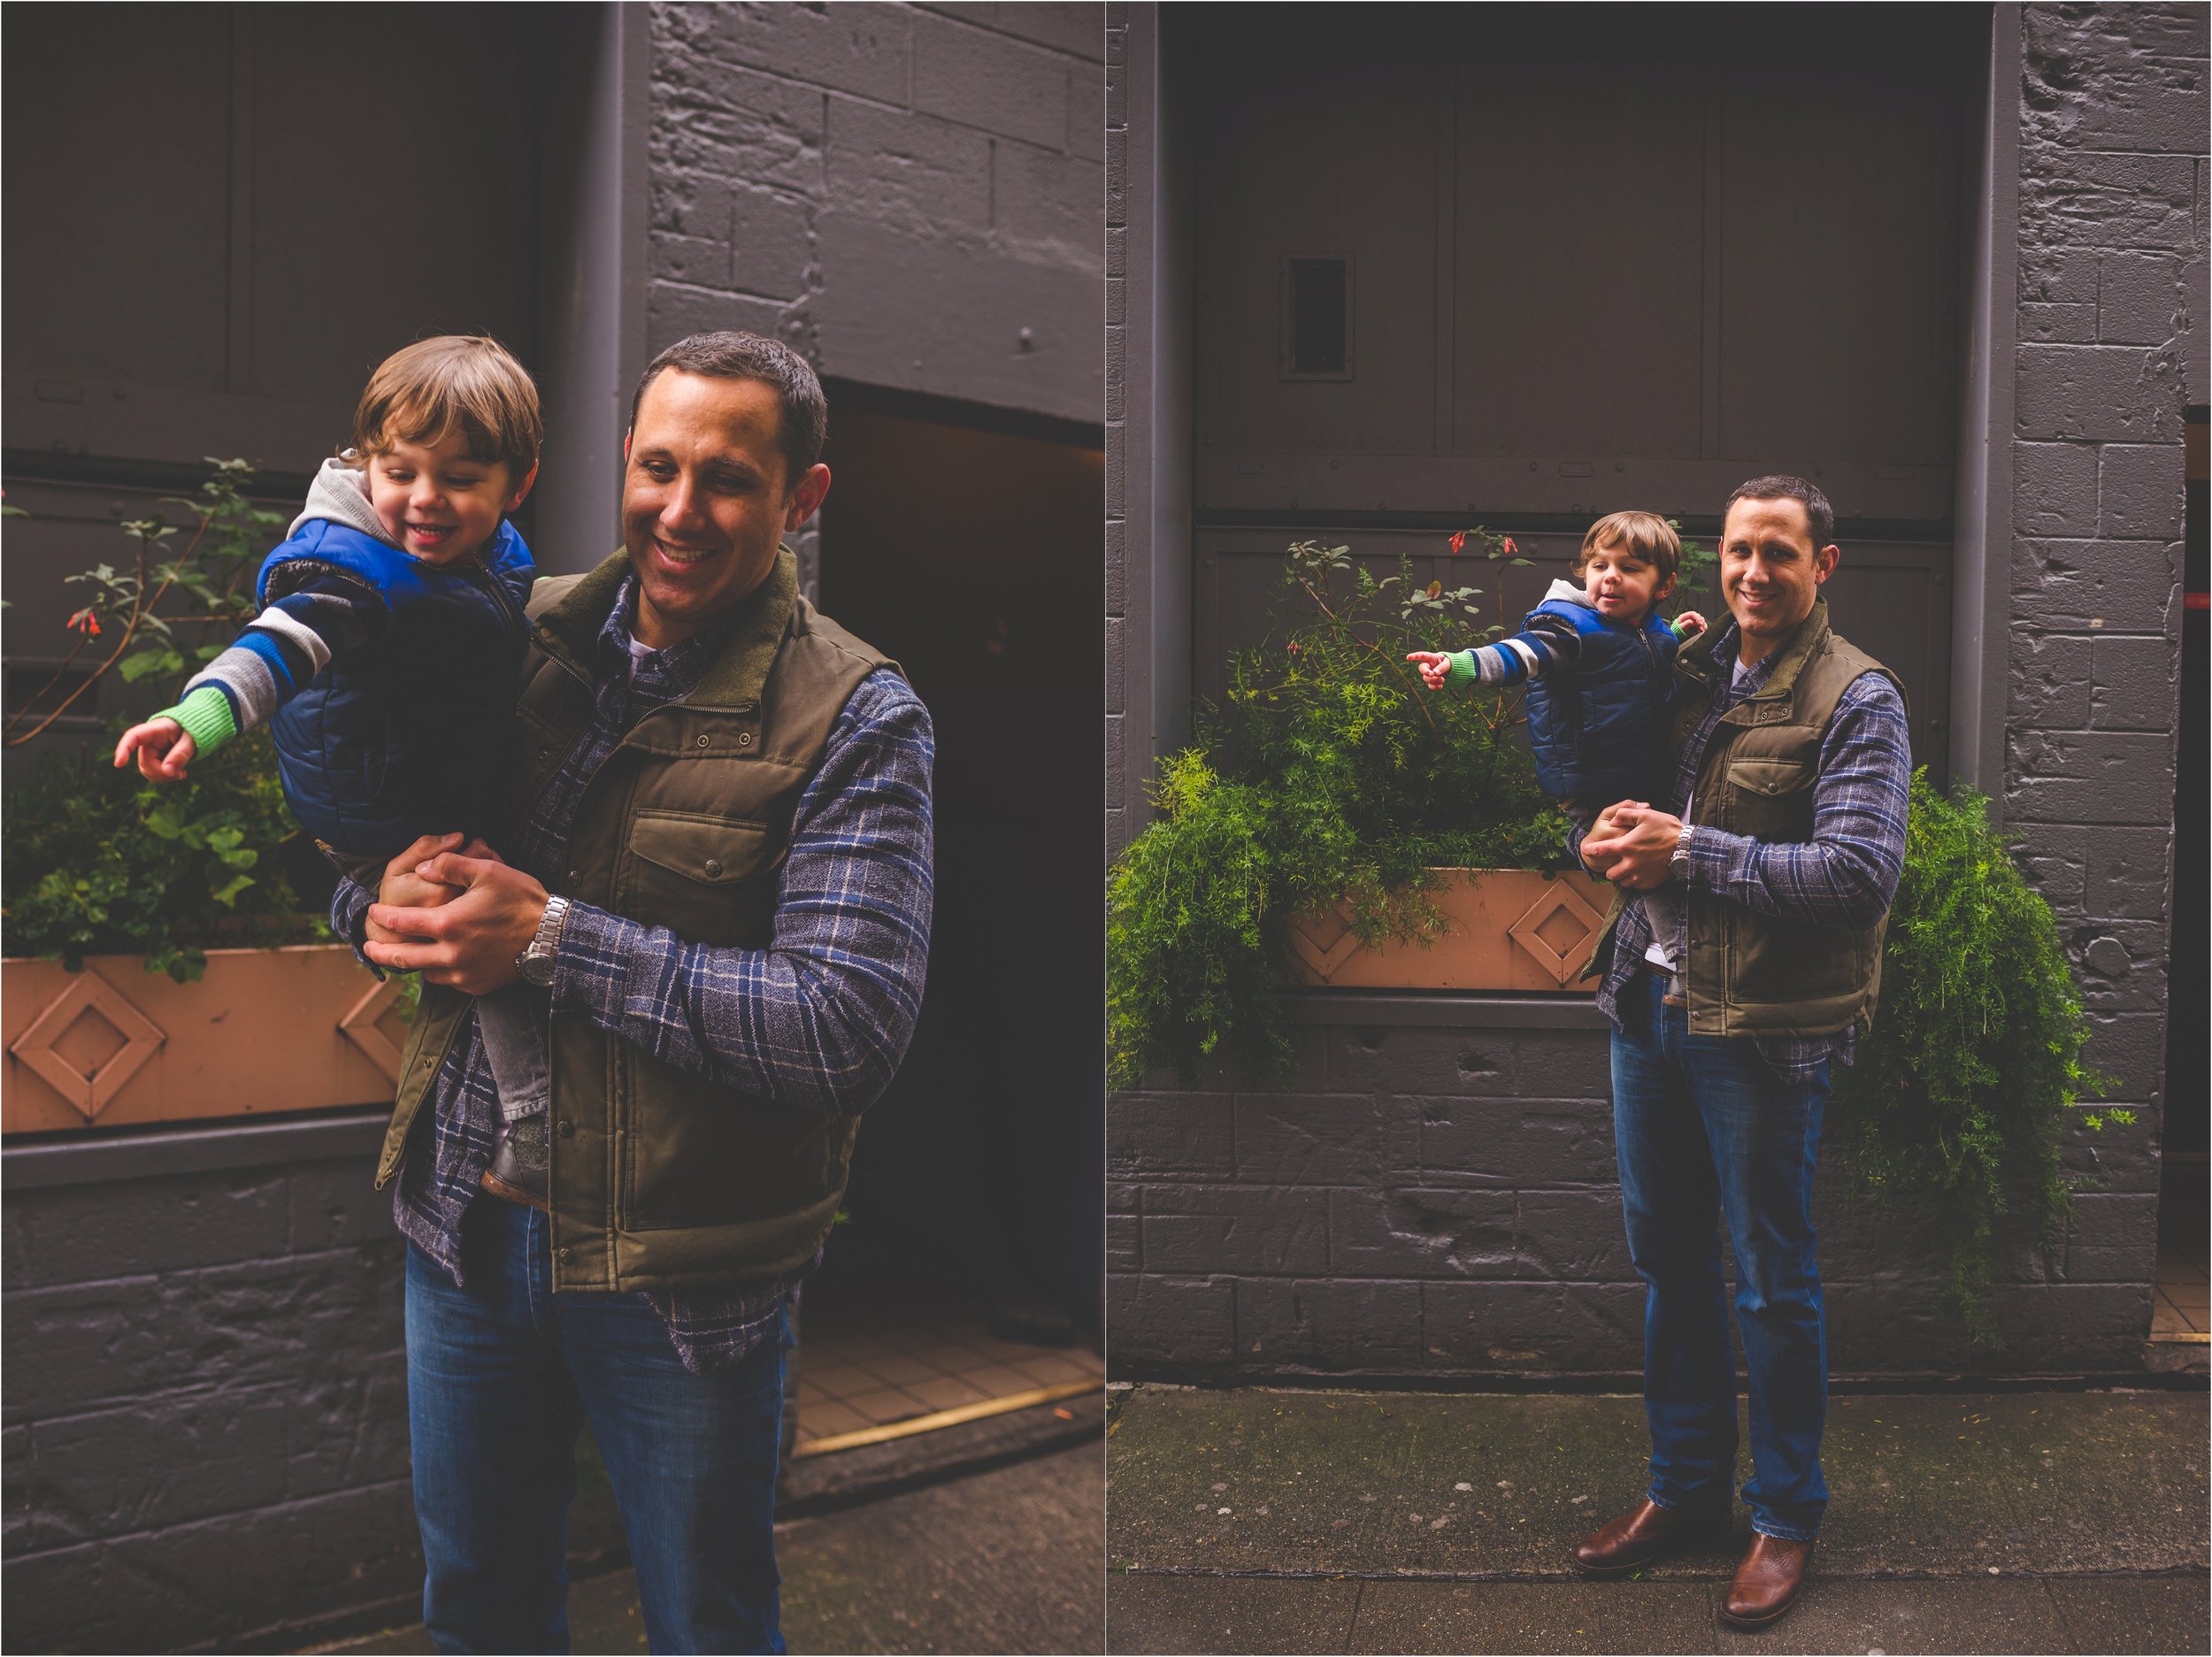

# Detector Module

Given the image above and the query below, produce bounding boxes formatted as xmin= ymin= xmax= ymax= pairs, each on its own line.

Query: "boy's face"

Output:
xmin=1580 ymin=540 xmax=1671 ymax=624
xmin=366 ymin=430 xmax=534 ymax=565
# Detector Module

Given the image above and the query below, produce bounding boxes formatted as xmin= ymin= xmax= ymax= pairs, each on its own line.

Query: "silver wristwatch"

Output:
xmin=1668 ymin=825 xmax=1694 ymax=884
xmin=515 ymin=894 xmax=571 ymax=987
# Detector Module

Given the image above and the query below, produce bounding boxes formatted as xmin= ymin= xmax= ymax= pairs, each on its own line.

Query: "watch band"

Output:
xmin=1669 ymin=825 xmax=1694 ymax=881
xmin=517 ymin=894 xmax=571 ymax=984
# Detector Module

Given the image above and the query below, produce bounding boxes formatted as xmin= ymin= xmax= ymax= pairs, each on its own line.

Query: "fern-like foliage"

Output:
xmin=1108 ymin=540 xmax=1569 ymax=1087
xmin=1833 ymin=770 xmax=2124 ymax=1341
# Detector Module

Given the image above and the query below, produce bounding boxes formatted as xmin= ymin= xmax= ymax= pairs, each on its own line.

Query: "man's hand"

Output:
xmin=365 ymin=848 xmax=544 ymax=993
xmin=1406 ymin=650 xmax=1454 ymax=691
xmin=363 ymin=832 xmax=502 ymax=945
xmin=114 ymin=717 xmax=195 ymax=781
xmin=1580 ymin=803 xmax=1686 ymax=891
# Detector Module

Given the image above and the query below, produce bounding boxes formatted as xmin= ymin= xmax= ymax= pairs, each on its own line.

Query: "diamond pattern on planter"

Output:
xmin=8 ymin=969 xmax=165 ymax=1121
xmin=1505 ymin=880 xmax=1605 ymax=986
xmin=338 ymin=976 xmax=411 ymax=1082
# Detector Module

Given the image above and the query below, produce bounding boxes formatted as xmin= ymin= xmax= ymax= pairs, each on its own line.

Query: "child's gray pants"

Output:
xmin=476 ymin=982 xmax=551 ymax=1123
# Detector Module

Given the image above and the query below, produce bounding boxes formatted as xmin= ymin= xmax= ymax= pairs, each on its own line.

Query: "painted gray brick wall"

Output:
xmin=2008 ymin=4 xmax=2202 ymax=1216
xmin=1104 ymin=4 xmax=2199 ymax=1380
xmin=2 ymin=1118 xmax=418 ymax=1653
xmin=648 ymin=2 xmax=1103 ymax=426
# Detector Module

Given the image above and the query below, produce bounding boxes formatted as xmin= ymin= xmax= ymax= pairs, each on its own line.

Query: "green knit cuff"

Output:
xmin=1669 ymin=613 xmax=1699 ymax=639
xmin=155 ymin=686 xmax=238 ymax=757
xmin=1444 ymin=649 xmax=1481 ymax=687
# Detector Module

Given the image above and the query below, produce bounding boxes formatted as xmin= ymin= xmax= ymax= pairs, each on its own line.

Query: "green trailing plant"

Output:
xmin=1109 ymin=535 xmax=1570 ymax=1087
xmin=1833 ymin=770 xmax=2124 ymax=1341
xmin=3 ymin=462 xmax=317 ymax=980
xmin=3 ymin=725 xmax=323 ymax=980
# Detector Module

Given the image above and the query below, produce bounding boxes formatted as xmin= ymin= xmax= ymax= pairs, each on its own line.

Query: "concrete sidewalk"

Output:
xmin=1106 ymin=1385 xmax=2208 ymax=1653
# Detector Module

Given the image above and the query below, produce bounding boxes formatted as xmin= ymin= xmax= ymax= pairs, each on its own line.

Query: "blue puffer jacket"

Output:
xmin=1523 ymin=592 xmax=1681 ymax=807
xmin=263 ymin=521 xmax=535 ymax=859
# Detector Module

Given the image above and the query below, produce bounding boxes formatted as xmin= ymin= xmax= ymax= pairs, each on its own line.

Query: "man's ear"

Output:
xmin=784 ymin=463 xmax=831 ymax=531
xmin=622 ymin=429 xmax=633 ymax=463
xmin=1814 ymin=544 xmax=1840 ymax=586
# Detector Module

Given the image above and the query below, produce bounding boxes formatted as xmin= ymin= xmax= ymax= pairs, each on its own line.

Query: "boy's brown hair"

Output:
xmin=349 ymin=335 xmax=542 ymax=477
xmin=1573 ymin=510 xmax=1681 ymax=584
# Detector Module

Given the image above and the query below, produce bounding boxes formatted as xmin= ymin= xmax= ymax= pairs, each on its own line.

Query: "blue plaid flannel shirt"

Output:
xmin=1585 ymin=618 xmax=1910 ymax=1081
xmin=335 ymin=574 xmax=933 ymax=1371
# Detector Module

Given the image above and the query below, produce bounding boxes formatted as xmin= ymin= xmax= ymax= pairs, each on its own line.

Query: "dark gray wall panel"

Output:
xmin=1194 ymin=58 xmax=1440 ymax=459
xmin=1716 ymin=64 xmax=1962 ymax=469
xmin=1452 ymin=59 xmax=1707 ymax=463
xmin=2 ymin=12 xmax=234 ymax=393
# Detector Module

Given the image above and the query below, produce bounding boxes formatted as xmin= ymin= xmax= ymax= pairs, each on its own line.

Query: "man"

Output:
xmin=349 ymin=332 xmax=933 ymax=1653
xmin=1569 ymin=476 xmax=1909 ymax=1630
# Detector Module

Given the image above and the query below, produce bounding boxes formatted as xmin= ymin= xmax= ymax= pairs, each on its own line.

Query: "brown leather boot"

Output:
xmin=1720 ymin=1532 xmax=1815 ymax=1630
xmin=1571 ymin=1497 xmax=1728 ymax=1577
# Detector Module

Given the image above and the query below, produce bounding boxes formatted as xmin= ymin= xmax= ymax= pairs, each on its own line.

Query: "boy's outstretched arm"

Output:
xmin=124 ymin=562 xmax=389 ymax=779
xmin=1408 ymin=612 xmax=1582 ymax=692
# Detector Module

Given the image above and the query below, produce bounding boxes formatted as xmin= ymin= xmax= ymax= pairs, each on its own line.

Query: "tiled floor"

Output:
xmin=793 ymin=1308 xmax=1104 ymax=1447
xmin=2152 ymin=1165 xmax=2209 ymax=1341
xmin=2152 ymin=1238 xmax=2208 ymax=1339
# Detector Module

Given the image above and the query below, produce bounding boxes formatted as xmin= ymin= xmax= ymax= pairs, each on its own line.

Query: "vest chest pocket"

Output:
xmin=620 ymin=810 xmax=784 ymax=947
xmin=1724 ymin=756 xmax=1815 ymax=797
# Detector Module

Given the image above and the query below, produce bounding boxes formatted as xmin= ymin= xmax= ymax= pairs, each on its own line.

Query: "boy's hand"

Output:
xmin=114 ymin=717 xmax=195 ymax=782
xmin=1675 ymin=610 xmax=1708 ymax=634
xmin=1406 ymin=650 xmax=1454 ymax=691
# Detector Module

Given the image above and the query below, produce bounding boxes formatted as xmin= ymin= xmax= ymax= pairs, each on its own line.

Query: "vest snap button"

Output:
xmin=557 ymin=1118 xmax=574 ymax=1139
xmin=696 ymin=734 xmax=710 ymax=748
xmin=557 ymin=1247 xmax=572 ymax=1264
xmin=738 ymin=732 xmax=753 ymax=747
xmin=704 ymin=859 xmax=723 ymax=878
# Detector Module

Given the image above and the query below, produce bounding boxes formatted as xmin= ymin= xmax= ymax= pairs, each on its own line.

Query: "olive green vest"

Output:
xmin=1584 ymin=599 xmax=1905 ymax=1039
xmin=375 ymin=548 xmax=898 ymax=1293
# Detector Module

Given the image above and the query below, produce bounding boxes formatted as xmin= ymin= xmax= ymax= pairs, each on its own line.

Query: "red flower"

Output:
xmin=66 ymin=608 xmax=100 ymax=637
xmin=1502 ymin=536 xmax=1519 ymax=556
xmin=1449 ymin=531 xmax=1467 ymax=555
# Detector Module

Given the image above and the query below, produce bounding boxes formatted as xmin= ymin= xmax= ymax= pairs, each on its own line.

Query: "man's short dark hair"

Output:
xmin=627 ymin=332 xmax=828 ymax=487
xmin=1724 ymin=475 xmax=1834 ymax=548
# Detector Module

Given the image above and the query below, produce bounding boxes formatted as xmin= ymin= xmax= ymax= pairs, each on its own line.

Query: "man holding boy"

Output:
xmin=1571 ymin=477 xmax=1910 ymax=1630
xmin=353 ymin=332 xmax=933 ymax=1654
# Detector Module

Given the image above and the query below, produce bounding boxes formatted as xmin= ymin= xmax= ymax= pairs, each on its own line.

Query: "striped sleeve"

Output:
xmin=1445 ymin=612 xmax=1580 ymax=688
xmin=548 ymin=669 xmax=935 ymax=1118
xmin=176 ymin=563 xmax=388 ymax=741
xmin=1679 ymin=672 xmax=1911 ymax=930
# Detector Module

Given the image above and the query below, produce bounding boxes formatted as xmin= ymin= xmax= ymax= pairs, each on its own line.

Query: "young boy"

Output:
xmin=1408 ymin=510 xmax=1703 ymax=827
xmin=115 ymin=334 xmax=551 ymax=1144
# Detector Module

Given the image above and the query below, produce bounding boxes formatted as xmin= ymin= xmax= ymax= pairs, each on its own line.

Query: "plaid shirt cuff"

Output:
xmin=548 ymin=898 xmax=643 ymax=1025
xmin=329 ymin=873 xmax=385 ymax=977
xmin=1680 ymin=823 xmax=1732 ymax=893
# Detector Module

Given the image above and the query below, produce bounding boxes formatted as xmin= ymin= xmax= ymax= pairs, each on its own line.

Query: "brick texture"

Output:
xmin=0 ymin=1153 xmax=416 ymax=1653
xmin=646 ymin=2 xmax=1103 ymax=425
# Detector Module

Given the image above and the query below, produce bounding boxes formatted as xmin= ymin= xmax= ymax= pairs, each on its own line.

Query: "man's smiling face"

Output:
xmin=621 ymin=370 xmax=830 ymax=648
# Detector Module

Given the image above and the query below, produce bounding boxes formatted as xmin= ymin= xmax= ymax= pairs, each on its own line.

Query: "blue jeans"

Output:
xmin=1610 ymin=970 xmax=1831 ymax=1540
xmin=404 ymin=1196 xmax=789 ymax=1653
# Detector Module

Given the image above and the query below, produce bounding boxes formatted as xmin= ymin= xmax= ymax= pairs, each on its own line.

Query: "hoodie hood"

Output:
xmin=289 ymin=456 xmax=402 ymax=547
xmin=1542 ymin=576 xmax=1594 ymax=610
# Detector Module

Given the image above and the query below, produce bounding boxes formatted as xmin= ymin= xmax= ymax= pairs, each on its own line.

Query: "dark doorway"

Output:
xmin=804 ymin=397 xmax=1106 ymax=1336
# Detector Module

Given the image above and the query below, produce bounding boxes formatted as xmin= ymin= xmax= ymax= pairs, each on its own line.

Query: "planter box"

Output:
xmin=1287 ymin=867 xmax=1614 ymax=992
xmin=3 ymin=945 xmax=406 ymax=1134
